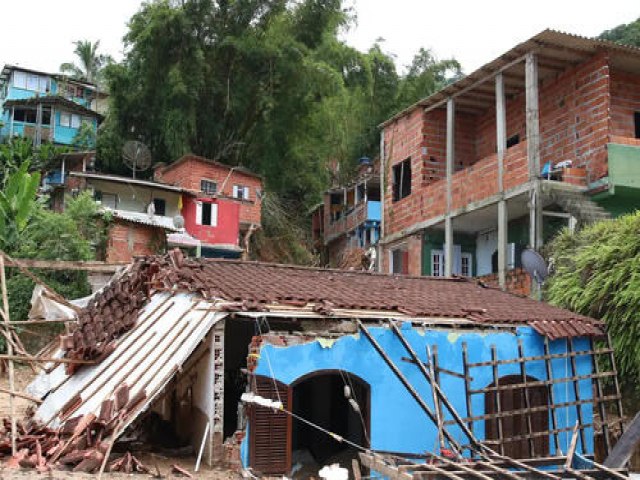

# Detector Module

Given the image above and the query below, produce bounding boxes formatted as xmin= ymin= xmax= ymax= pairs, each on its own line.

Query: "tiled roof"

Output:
xmin=67 ymin=252 xmax=602 ymax=364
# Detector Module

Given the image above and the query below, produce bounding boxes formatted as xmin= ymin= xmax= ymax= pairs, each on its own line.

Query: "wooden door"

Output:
xmin=249 ymin=375 xmax=292 ymax=475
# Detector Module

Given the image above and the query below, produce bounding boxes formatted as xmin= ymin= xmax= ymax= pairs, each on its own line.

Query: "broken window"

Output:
xmin=200 ymin=179 xmax=217 ymax=195
xmin=392 ymin=158 xmax=411 ymax=202
xmin=635 ymin=112 xmax=640 ymax=139
xmin=485 ymin=374 xmax=550 ymax=458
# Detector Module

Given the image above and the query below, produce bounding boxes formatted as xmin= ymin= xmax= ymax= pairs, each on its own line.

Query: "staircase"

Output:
xmin=546 ymin=186 xmax=611 ymax=223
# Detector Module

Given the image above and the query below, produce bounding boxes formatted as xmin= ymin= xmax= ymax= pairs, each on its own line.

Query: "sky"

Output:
xmin=0 ymin=1 xmax=637 ymax=76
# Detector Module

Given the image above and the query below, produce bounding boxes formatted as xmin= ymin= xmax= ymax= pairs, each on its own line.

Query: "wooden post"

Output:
xmin=462 ymin=342 xmax=475 ymax=438
xmin=517 ymin=340 xmax=535 ymax=457
xmin=591 ymin=338 xmax=611 ymax=455
xmin=428 ymin=345 xmax=444 ymax=449
xmin=445 ymin=98 xmax=455 ymax=277
xmin=544 ymin=338 xmax=562 ymax=455
xmin=0 ymin=254 xmax=16 ymax=455
xmin=606 ymin=334 xmax=625 ymax=434
xmin=490 ymin=346 xmax=504 ymax=455
xmin=567 ymin=338 xmax=587 ymax=452
xmin=496 ymin=73 xmax=508 ymax=290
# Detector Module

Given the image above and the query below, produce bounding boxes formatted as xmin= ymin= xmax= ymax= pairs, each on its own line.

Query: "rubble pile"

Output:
xmin=0 ymin=391 xmax=151 ymax=474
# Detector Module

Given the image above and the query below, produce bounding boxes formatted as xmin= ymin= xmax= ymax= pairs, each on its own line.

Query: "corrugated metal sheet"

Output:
xmin=31 ymin=292 xmax=226 ymax=429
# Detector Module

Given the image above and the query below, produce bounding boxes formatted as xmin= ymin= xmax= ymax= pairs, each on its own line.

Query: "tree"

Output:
xmin=60 ymin=40 xmax=113 ymax=85
xmin=599 ymin=17 xmax=640 ymax=47
xmin=545 ymin=212 xmax=640 ymax=385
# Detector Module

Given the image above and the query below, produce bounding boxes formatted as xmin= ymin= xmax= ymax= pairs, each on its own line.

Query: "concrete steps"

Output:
xmin=548 ymin=189 xmax=611 ymax=223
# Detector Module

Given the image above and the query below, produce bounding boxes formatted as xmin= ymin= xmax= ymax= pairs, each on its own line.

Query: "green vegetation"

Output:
xmin=60 ymin=40 xmax=113 ymax=86
xmin=599 ymin=16 xmax=640 ymax=47
xmin=545 ymin=213 xmax=640 ymax=386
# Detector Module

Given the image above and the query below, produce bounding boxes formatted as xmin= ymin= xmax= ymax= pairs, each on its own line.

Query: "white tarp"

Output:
xmin=28 ymin=285 xmax=92 ymax=322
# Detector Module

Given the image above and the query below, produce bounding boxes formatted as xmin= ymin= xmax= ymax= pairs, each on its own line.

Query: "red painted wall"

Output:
xmin=182 ymin=195 xmax=240 ymax=246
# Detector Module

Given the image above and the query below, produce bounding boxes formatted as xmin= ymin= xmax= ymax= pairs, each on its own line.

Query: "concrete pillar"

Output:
xmin=445 ymin=98 xmax=455 ymax=277
xmin=496 ymin=73 xmax=508 ymax=290
xmin=525 ymin=52 xmax=543 ymax=250
xmin=378 ymin=130 xmax=385 ymax=272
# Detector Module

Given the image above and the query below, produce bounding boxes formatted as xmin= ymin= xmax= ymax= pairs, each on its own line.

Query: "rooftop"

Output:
xmin=3 ymin=95 xmax=103 ymax=119
xmin=157 ymin=154 xmax=263 ymax=180
xmin=70 ymin=171 xmax=188 ymax=193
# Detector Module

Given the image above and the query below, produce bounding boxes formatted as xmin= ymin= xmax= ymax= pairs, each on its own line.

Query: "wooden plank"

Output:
xmin=462 ymin=342 xmax=474 ymax=439
xmin=544 ymin=338 xmax=562 ymax=455
xmin=565 ymin=422 xmax=580 ymax=469
xmin=400 ymin=356 xmax=466 ymax=379
xmin=358 ymin=453 xmax=412 ymax=480
xmin=568 ymin=339 xmax=587 ymax=451
xmin=490 ymin=346 xmax=504 ymax=455
xmin=0 ymin=254 xmax=16 ymax=455
xmin=483 ymin=424 xmax=593 ymax=445
xmin=467 ymin=348 xmax=611 ymax=367
xmin=0 ymin=386 xmax=42 ymax=404
xmin=606 ymin=333 xmax=625 ymax=435
xmin=517 ymin=340 xmax=535 ymax=457
xmin=0 ymin=354 xmax=96 ymax=365
xmin=5 ymin=257 xmax=126 ymax=273
xmin=469 ymin=371 xmax=615 ymax=394
xmin=429 ymin=345 xmax=445 ymax=448
xmin=591 ymin=338 xmax=611 ymax=455
xmin=604 ymin=410 xmax=640 ymax=468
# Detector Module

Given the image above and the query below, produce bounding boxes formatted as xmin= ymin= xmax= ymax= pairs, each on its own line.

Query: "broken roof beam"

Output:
xmin=3 ymin=257 xmax=126 ymax=273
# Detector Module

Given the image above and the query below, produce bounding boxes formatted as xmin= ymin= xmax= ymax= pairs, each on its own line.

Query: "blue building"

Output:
xmin=0 ymin=65 xmax=104 ymax=147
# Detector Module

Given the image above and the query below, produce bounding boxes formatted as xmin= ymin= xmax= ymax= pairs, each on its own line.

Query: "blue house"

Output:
xmin=22 ymin=254 xmax=624 ymax=476
xmin=0 ymin=65 xmax=104 ymax=147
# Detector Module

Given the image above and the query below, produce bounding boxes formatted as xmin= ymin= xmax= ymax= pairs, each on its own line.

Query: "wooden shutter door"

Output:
xmin=249 ymin=375 xmax=292 ymax=475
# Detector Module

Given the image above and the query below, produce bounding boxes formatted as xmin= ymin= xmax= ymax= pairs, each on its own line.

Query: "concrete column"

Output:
xmin=525 ymin=52 xmax=542 ymax=250
xmin=378 ymin=130 xmax=385 ymax=272
xmin=496 ymin=73 xmax=508 ymax=290
xmin=445 ymin=98 xmax=455 ymax=277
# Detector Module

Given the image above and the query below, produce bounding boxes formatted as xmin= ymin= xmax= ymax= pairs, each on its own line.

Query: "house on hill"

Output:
xmin=25 ymin=251 xmax=622 ymax=476
xmin=379 ymin=30 xmax=640 ymax=293
xmin=0 ymin=65 xmax=104 ymax=147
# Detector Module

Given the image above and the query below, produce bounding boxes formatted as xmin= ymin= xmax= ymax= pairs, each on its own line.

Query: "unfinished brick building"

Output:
xmin=380 ymin=30 xmax=640 ymax=291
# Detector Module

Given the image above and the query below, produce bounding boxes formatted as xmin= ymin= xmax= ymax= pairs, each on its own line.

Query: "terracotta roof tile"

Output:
xmin=66 ymin=251 xmax=604 ymax=363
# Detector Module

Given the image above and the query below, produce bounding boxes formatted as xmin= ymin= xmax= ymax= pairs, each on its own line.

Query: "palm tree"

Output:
xmin=60 ymin=40 xmax=112 ymax=85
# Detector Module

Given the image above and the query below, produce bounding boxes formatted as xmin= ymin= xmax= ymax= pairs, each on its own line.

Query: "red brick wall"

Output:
xmin=381 ymin=233 xmax=422 ymax=275
xmin=382 ymin=52 xmax=613 ymax=239
xmin=155 ymin=155 xmax=262 ymax=227
xmin=477 ymin=268 xmax=532 ymax=296
xmin=106 ymin=220 xmax=165 ymax=263
xmin=611 ymin=67 xmax=640 ymax=139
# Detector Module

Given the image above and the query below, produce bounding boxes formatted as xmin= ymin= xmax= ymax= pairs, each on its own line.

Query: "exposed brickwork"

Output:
xmin=477 ymin=268 xmax=532 ymax=297
xmin=105 ymin=219 xmax=165 ymax=263
xmin=155 ymin=155 xmax=263 ymax=227
xmin=611 ymin=67 xmax=640 ymax=139
xmin=382 ymin=51 xmax=618 ymax=245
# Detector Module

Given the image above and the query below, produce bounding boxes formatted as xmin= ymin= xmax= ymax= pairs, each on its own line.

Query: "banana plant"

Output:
xmin=0 ymin=161 xmax=41 ymax=251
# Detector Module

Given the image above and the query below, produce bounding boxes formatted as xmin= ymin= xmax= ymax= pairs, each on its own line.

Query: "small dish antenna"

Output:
xmin=122 ymin=140 xmax=152 ymax=179
xmin=521 ymin=249 xmax=549 ymax=287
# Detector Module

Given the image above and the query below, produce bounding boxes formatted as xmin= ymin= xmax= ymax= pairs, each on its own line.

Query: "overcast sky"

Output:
xmin=0 ymin=1 xmax=637 ymax=76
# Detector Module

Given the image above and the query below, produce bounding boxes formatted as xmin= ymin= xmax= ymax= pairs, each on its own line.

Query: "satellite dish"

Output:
xmin=122 ymin=140 xmax=152 ymax=179
xmin=173 ymin=215 xmax=185 ymax=230
xmin=521 ymin=249 xmax=549 ymax=286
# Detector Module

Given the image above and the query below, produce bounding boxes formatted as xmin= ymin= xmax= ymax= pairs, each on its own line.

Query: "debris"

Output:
xmin=318 ymin=463 xmax=349 ymax=480
xmin=241 ymin=392 xmax=283 ymax=410
xmin=171 ymin=463 xmax=193 ymax=477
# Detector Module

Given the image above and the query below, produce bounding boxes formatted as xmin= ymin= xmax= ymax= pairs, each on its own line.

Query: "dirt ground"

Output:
xmin=0 ymin=368 xmax=242 ymax=479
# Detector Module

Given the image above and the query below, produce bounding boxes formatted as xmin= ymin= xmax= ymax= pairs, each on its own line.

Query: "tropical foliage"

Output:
xmin=599 ymin=16 xmax=640 ymax=47
xmin=98 ymin=0 xmax=462 ymax=214
xmin=545 ymin=212 xmax=640 ymax=383
xmin=0 ymin=162 xmax=41 ymax=252
xmin=60 ymin=40 xmax=113 ymax=85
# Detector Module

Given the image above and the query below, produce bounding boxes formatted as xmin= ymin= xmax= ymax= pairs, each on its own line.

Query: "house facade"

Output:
xmin=313 ymin=157 xmax=382 ymax=267
xmin=154 ymin=154 xmax=263 ymax=256
xmin=0 ymin=65 xmax=103 ymax=147
xmin=379 ymin=30 xmax=640 ymax=291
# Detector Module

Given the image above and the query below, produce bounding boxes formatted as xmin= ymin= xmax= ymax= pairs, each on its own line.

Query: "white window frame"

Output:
xmin=431 ymin=249 xmax=445 ymax=277
xmin=232 ymin=185 xmax=250 ymax=200
xmin=195 ymin=201 xmax=218 ymax=227
xmin=13 ymin=71 xmax=27 ymax=89
xmin=460 ymin=252 xmax=473 ymax=277
xmin=60 ymin=112 xmax=71 ymax=127
xmin=27 ymin=74 xmax=40 ymax=92
xmin=71 ymin=114 xmax=81 ymax=129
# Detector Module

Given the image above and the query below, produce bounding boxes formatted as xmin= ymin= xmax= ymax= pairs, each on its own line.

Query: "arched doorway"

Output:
xmin=291 ymin=370 xmax=370 ymax=475
xmin=249 ymin=371 xmax=370 ymax=477
xmin=485 ymin=374 xmax=549 ymax=458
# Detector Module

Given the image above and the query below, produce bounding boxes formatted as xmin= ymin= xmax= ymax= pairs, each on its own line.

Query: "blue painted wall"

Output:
xmin=243 ymin=324 xmax=594 ymax=467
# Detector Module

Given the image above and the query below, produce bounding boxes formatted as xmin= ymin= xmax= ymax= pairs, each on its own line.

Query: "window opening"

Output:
xmin=392 ymin=158 xmax=411 ymax=202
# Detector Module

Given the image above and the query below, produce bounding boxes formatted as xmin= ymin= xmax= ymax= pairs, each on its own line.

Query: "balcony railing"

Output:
xmin=325 ymin=200 xmax=381 ymax=241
